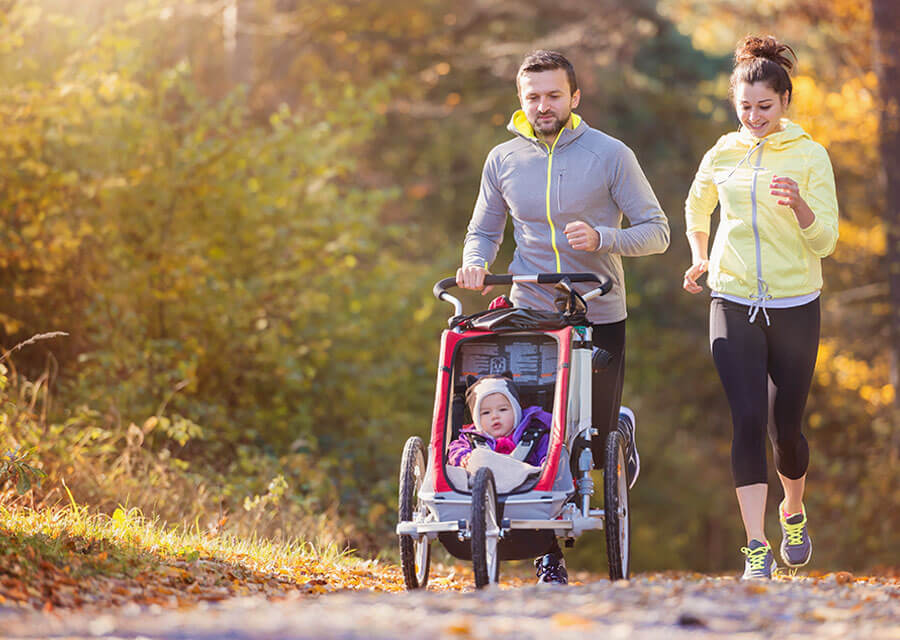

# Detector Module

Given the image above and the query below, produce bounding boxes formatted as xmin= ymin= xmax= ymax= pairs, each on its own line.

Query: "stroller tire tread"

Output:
xmin=471 ymin=467 xmax=500 ymax=589
xmin=604 ymin=430 xmax=631 ymax=581
xmin=398 ymin=436 xmax=430 ymax=590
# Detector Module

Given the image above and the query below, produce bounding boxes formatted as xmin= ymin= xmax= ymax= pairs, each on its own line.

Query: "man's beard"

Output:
xmin=532 ymin=112 xmax=567 ymax=137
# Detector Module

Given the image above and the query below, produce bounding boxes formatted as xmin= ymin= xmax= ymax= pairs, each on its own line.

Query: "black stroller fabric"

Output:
xmin=457 ymin=308 xmax=575 ymax=331
xmin=454 ymin=279 xmax=590 ymax=331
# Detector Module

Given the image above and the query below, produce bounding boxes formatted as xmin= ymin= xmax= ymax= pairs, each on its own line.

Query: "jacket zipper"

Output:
xmin=748 ymin=140 xmax=771 ymax=324
xmin=543 ymin=130 xmax=565 ymax=273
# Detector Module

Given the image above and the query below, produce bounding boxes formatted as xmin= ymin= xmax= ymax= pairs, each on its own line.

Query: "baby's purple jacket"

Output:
xmin=447 ymin=406 xmax=552 ymax=467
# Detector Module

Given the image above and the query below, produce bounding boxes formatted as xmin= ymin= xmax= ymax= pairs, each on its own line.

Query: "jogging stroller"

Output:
xmin=396 ymin=273 xmax=631 ymax=588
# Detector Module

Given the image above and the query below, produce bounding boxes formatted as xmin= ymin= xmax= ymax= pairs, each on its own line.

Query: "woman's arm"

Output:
xmin=683 ymin=138 xmax=723 ymax=294
xmin=770 ymin=144 xmax=839 ymax=257
xmin=683 ymin=231 xmax=710 ymax=294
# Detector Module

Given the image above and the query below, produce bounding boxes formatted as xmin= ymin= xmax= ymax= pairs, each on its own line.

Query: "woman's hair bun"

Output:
xmin=735 ymin=35 xmax=796 ymax=73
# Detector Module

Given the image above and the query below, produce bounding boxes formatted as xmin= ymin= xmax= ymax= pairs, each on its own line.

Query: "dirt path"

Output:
xmin=1 ymin=573 xmax=897 ymax=639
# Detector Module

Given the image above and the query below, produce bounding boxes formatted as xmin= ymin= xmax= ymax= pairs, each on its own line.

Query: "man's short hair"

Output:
xmin=516 ymin=50 xmax=578 ymax=95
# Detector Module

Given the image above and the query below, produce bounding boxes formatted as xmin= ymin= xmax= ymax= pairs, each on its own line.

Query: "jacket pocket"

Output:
xmin=557 ymin=170 xmax=564 ymax=211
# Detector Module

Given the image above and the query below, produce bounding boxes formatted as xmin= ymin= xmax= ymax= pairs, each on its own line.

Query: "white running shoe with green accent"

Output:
xmin=778 ymin=500 xmax=812 ymax=567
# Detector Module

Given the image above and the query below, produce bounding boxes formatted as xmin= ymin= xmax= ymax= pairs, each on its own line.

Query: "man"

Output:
xmin=457 ymin=50 xmax=669 ymax=583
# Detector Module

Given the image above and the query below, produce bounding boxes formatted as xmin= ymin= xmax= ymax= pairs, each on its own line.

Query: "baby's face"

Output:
xmin=478 ymin=393 xmax=515 ymax=438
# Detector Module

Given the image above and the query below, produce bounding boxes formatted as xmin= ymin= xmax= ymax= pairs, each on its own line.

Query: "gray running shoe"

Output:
xmin=741 ymin=539 xmax=776 ymax=580
xmin=617 ymin=406 xmax=640 ymax=489
xmin=778 ymin=501 xmax=812 ymax=567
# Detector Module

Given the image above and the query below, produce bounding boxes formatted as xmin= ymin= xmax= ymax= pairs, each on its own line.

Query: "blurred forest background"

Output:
xmin=1 ymin=0 xmax=897 ymax=572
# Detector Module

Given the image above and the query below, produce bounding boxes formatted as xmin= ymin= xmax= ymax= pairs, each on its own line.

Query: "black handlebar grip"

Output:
xmin=434 ymin=277 xmax=460 ymax=298
xmin=534 ymin=273 xmax=601 ymax=284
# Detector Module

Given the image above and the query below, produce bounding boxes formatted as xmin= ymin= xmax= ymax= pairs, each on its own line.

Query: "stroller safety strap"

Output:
xmin=511 ymin=424 xmax=549 ymax=462
xmin=464 ymin=431 xmax=493 ymax=449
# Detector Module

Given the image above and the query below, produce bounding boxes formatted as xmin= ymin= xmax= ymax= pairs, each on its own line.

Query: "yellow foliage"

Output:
xmin=793 ymin=74 xmax=878 ymax=150
xmin=817 ymin=340 xmax=893 ymax=412
xmin=0 ymin=313 xmax=23 ymax=334
xmin=833 ymin=220 xmax=886 ymax=258
xmin=831 ymin=0 xmax=871 ymax=22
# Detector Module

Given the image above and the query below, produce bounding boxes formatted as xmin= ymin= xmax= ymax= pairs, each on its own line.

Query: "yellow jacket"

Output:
xmin=685 ymin=119 xmax=838 ymax=302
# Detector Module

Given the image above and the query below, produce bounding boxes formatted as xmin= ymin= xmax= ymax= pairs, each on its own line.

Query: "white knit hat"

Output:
xmin=466 ymin=376 xmax=522 ymax=433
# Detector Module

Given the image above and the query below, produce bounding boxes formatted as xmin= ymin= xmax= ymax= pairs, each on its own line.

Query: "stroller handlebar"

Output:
xmin=433 ymin=273 xmax=613 ymax=321
xmin=434 ymin=272 xmax=612 ymax=299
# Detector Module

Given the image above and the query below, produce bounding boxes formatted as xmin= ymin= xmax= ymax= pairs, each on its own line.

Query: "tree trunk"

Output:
xmin=225 ymin=0 xmax=255 ymax=87
xmin=872 ymin=0 xmax=900 ymax=400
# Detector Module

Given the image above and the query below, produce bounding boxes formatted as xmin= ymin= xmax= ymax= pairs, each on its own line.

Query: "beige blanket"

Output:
xmin=444 ymin=448 xmax=542 ymax=494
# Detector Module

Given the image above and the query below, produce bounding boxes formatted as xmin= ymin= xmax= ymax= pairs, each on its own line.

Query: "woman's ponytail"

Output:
xmin=730 ymin=35 xmax=797 ymax=103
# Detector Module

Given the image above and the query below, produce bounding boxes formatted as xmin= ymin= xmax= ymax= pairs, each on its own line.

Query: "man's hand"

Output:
xmin=564 ymin=221 xmax=600 ymax=251
xmin=456 ymin=265 xmax=493 ymax=295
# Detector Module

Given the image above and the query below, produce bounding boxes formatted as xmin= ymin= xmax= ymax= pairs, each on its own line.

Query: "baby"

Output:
xmin=447 ymin=375 xmax=552 ymax=469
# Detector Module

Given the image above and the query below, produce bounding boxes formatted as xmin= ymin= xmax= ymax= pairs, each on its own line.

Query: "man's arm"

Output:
xmin=462 ymin=151 xmax=509 ymax=268
xmin=595 ymin=145 xmax=670 ymax=256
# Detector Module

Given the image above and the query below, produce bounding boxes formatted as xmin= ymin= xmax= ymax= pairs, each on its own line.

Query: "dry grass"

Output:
xmin=0 ymin=497 xmax=453 ymax=611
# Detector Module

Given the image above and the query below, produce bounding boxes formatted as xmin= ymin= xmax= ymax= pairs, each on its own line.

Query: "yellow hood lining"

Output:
xmin=512 ymin=110 xmax=582 ymax=140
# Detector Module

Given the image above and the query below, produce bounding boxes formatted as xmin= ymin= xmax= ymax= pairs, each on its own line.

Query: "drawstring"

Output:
xmin=714 ymin=140 xmax=763 ymax=186
xmin=748 ymin=278 xmax=772 ymax=325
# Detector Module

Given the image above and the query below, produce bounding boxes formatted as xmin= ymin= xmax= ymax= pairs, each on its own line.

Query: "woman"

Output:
xmin=683 ymin=35 xmax=839 ymax=579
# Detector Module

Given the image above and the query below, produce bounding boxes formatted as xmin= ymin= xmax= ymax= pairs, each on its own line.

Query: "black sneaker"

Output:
xmin=617 ymin=406 xmax=640 ymax=489
xmin=534 ymin=552 xmax=568 ymax=585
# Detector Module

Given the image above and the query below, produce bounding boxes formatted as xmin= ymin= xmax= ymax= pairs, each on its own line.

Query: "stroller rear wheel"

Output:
xmin=604 ymin=430 xmax=631 ymax=580
xmin=398 ymin=436 xmax=431 ymax=590
xmin=471 ymin=467 xmax=500 ymax=588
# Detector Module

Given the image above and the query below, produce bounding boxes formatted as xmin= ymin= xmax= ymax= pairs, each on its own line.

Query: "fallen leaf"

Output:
xmin=745 ymin=584 xmax=768 ymax=594
xmin=552 ymin=612 xmax=593 ymax=627
xmin=2 ymin=588 xmax=29 ymax=601
xmin=445 ymin=618 xmax=472 ymax=635
xmin=835 ymin=571 xmax=854 ymax=585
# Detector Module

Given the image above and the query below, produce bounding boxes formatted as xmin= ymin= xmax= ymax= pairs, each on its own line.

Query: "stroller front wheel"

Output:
xmin=470 ymin=466 xmax=500 ymax=588
xmin=398 ymin=436 xmax=431 ymax=590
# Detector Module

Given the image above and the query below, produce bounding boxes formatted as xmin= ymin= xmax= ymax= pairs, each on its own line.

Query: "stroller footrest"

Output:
xmin=507 ymin=516 xmax=605 ymax=534
xmin=396 ymin=520 xmax=461 ymax=535
xmin=506 ymin=519 xmax=573 ymax=530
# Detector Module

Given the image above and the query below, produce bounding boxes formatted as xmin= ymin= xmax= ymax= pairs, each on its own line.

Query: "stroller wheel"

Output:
xmin=470 ymin=467 xmax=500 ymax=588
xmin=604 ymin=430 xmax=631 ymax=580
xmin=398 ymin=436 xmax=431 ymax=590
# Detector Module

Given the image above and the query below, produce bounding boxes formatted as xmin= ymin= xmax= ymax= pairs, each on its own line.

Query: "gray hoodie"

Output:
xmin=463 ymin=111 xmax=670 ymax=324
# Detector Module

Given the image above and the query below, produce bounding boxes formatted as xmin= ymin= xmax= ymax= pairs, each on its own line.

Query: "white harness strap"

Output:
xmin=510 ymin=423 xmax=548 ymax=462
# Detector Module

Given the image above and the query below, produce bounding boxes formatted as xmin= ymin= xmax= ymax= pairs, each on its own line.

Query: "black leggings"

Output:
xmin=710 ymin=297 xmax=819 ymax=487
xmin=591 ymin=320 xmax=626 ymax=468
